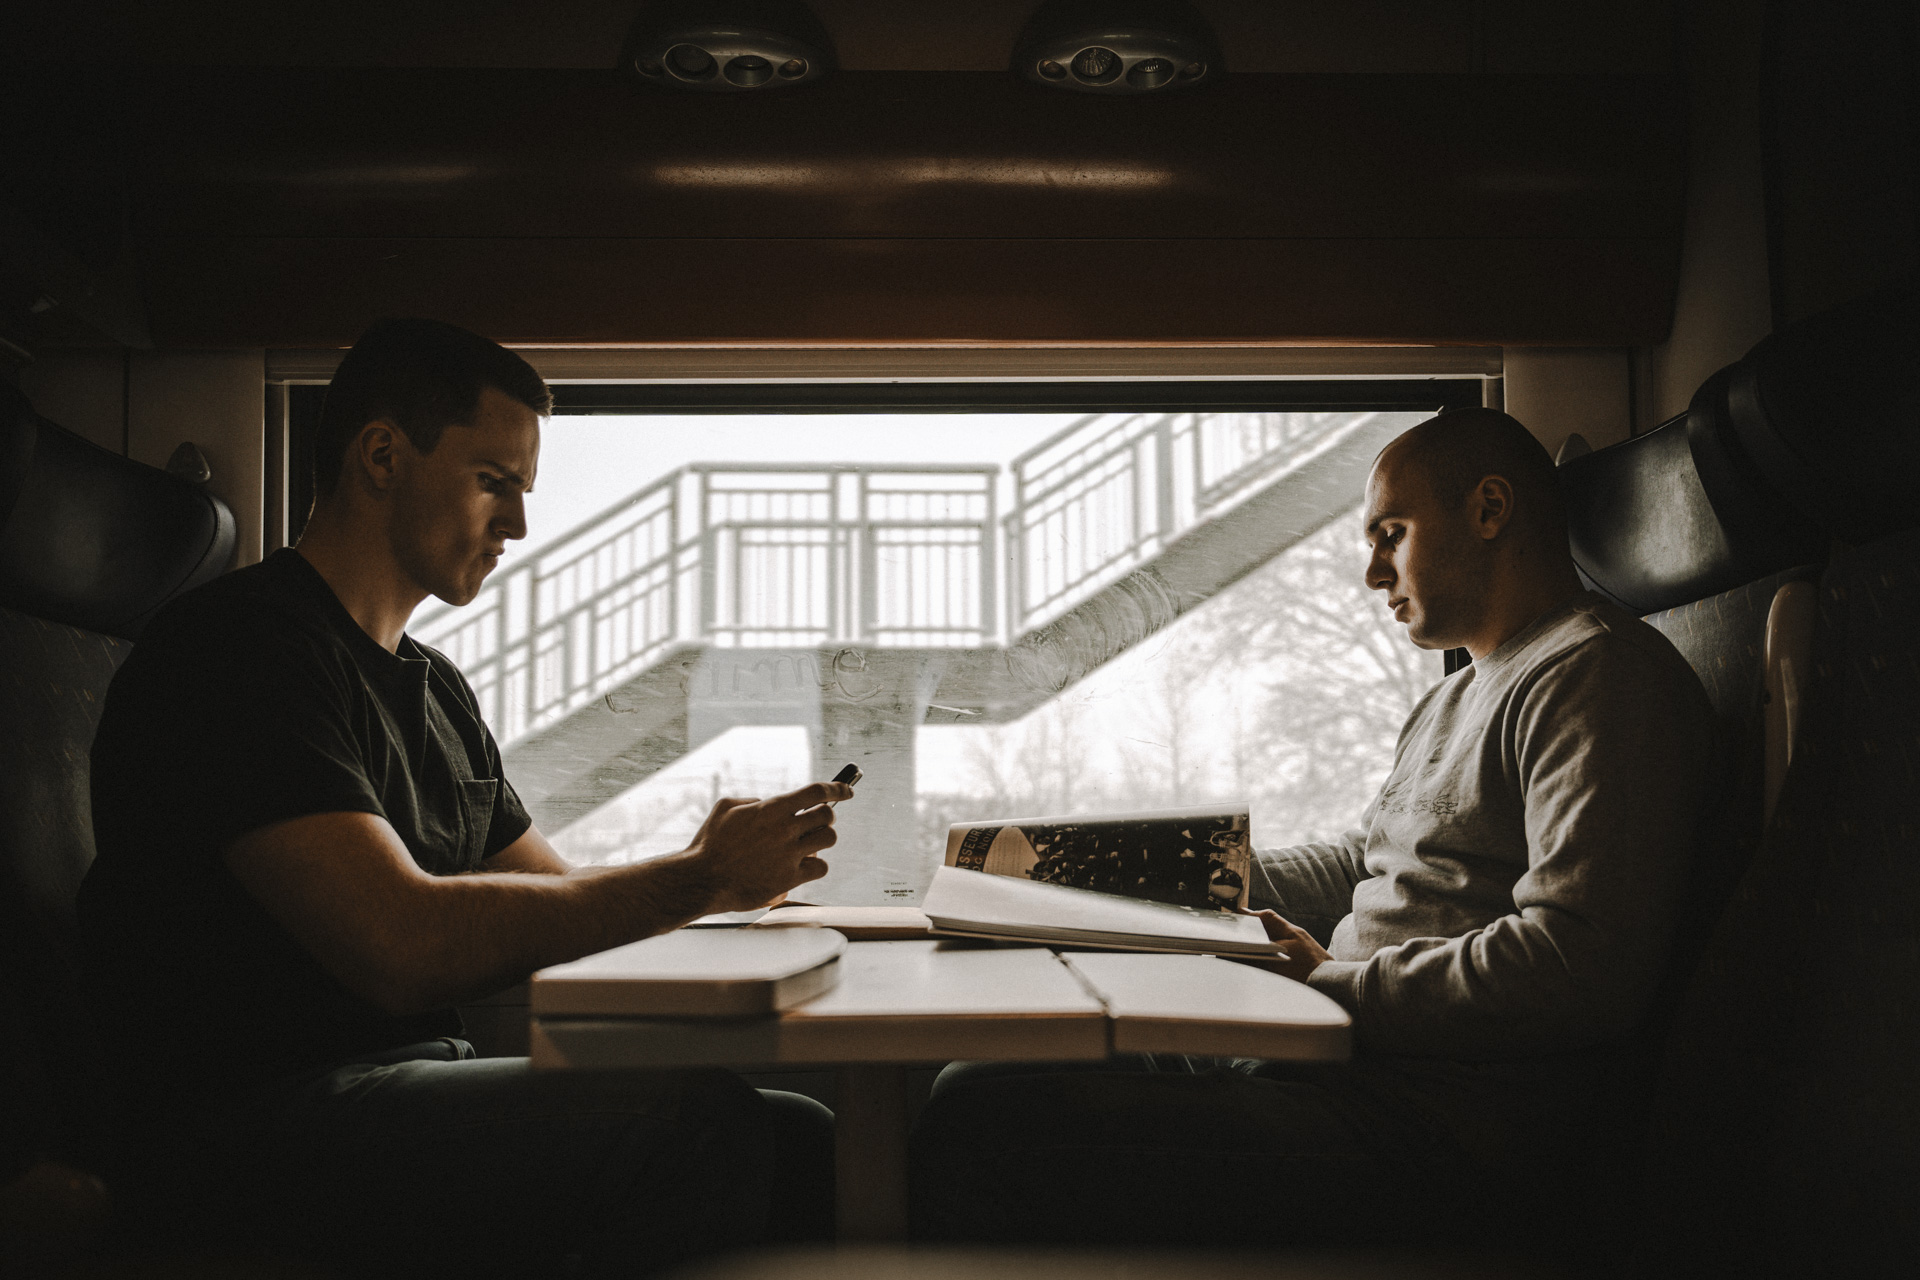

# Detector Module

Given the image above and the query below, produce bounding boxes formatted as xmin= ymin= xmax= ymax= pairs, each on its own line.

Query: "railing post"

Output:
xmin=981 ymin=473 xmax=998 ymax=644
xmin=666 ymin=469 xmax=680 ymax=648
xmin=1188 ymin=411 xmax=1205 ymax=520
xmin=491 ymin=585 xmax=506 ymax=726
xmin=1154 ymin=413 xmax=1177 ymax=544
xmin=697 ymin=470 xmax=717 ymax=643
xmin=847 ymin=471 xmax=864 ymax=644
xmin=864 ymin=475 xmax=879 ymax=644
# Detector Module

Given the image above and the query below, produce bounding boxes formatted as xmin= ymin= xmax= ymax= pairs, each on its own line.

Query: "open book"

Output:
xmin=921 ymin=806 xmax=1281 ymax=955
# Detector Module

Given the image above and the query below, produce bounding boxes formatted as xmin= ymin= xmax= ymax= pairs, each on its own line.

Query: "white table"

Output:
xmin=531 ymin=937 xmax=1350 ymax=1241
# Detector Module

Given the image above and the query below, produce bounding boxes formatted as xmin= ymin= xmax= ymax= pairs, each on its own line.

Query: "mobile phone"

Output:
xmin=828 ymin=763 xmax=861 ymax=807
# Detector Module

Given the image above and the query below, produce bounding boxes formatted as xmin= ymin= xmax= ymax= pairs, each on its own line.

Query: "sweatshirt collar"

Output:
xmin=1470 ymin=592 xmax=1597 ymax=676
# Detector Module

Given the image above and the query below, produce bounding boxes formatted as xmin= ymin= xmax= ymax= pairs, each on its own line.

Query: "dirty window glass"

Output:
xmin=410 ymin=397 xmax=1450 ymax=905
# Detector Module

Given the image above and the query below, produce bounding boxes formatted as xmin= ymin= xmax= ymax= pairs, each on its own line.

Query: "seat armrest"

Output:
xmin=1763 ymin=580 xmax=1818 ymax=823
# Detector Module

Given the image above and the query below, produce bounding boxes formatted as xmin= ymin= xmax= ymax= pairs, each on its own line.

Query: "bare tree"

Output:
xmin=918 ymin=505 xmax=1434 ymax=856
xmin=1185 ymin=507 xmax=1438 ymax=844
xmin=1113 ymin=627 xmax=1222 ymax=810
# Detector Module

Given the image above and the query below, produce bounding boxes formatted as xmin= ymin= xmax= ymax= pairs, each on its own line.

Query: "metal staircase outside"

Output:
xmin=413 ymin=409 xmax=1407 ymax=839
xmin=415 ymin=464 xmax=998 ymax=751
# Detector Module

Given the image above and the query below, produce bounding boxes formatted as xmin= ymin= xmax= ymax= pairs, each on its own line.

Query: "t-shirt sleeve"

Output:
xmin=151 ymin=613 xmax=388 ymax=855
xmin=1306 ymin=638 xmax=1714 ymax=1057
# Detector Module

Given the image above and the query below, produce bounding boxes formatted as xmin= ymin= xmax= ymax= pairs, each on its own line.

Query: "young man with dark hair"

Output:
xmin=910 ymin=408 xmax=1715 ymax=1253
xmin=80 ymin=318 xmax=848 ymax=1276
xmin=308 ymin=316 xmax=557 ymax=499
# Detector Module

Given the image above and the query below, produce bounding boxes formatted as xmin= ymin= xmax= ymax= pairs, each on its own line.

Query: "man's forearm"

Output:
xmin=377 ymin=853 xmax=720 ymax=1013
xmin=228 ymin=787 xmax=843 ymax=1019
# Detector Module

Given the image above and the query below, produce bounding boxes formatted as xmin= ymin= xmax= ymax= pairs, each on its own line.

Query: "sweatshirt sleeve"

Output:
xmin=1249 ymin=828 xmax=1370 ymax=945
xmin=1306 ymin=637 xmax=1714 ymax=1057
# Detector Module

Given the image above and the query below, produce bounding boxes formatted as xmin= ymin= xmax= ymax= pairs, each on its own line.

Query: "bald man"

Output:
xmin=910 ymin=409 xmax=1714 ymax=1255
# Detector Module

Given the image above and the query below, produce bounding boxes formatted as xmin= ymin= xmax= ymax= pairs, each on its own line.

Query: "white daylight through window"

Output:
xmin=407 ymin=400 xmax=1448 ymax=905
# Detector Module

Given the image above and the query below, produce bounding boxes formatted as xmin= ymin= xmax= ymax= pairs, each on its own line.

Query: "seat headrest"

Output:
xmin=0 ymin=383 xmax=236 ymax=639
xmin=1559 ymin=412 xmax=1825 ymax=615
xmin=1559 ymin=277 xmax=1917 ymax=613
xmin=1695 ymin=275 xmax=1920 ymax=545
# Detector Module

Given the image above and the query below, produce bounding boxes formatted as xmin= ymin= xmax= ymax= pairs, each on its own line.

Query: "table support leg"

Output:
xmin=834 ymin=1063 xmax=910 ymax=1242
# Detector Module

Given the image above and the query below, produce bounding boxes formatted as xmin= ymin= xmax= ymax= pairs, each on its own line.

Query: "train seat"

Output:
xmin=0 ymin=383 xmax=236 ymax=1269
xmin=1631 ymin=282 xmax=1920 ymax=1279
xmin=1631 ymin=527 xmax=1920 ymax=1278
xmin=1560 ymin=280 xmax=1920 ymax=1275
xmin=1559 ymin=401 xmax=1825 ymax=956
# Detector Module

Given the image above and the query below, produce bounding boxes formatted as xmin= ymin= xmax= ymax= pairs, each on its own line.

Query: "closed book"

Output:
xmin=532 ymin=926 xmax=845 ymax=1018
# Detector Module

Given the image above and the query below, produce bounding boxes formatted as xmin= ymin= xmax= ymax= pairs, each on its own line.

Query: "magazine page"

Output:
xmin=943 ymin=805 xmax=1252 ymax=912
xmin=921 ymin=866 xmax=1277 ymax=955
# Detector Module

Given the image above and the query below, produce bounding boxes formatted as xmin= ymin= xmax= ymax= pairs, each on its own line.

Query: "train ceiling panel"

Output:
xmin=128 ymin=72 xmax=1676 ymax=242
xmin=7 ymin=3 xmax=1682 ymax=348
xmin=13 ymin=1 xmax=1673 ymax=74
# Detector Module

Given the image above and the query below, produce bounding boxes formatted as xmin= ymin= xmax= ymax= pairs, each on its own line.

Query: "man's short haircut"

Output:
xmin=1385 ymin=407 xmax=1567 ymax=534
xmin=313 ymin=318 xmax=553 ymax=496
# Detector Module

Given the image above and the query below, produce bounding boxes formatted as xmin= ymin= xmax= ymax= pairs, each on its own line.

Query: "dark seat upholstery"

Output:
xmin=1632 ymin=534 xmax=1920 ymax=1278
xmin=1617 ymin=282 xmax=1920 ymax=1276
xmin=0 ymin=385 xmax=236 ymax=641
xmin=1547 ymin=432 xmax=1821 ymax=1270
xmin=1548 ymin=279 xmax=1919 ymax=1274
xmin=0 ymin=605 xmax=132 ymax=1180
xmin=1640 ymin=564 xmax=1818 ymax=955
xmin=0 ymin=383 xmax=236 ymax=1261
xmin=1558 ymin=345 xmax=1832 ymax=956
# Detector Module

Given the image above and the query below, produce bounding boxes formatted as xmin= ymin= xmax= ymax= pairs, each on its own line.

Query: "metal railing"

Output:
xmin=1003 ymin=411 xmax=1375 ymax=631
xmin=414 ymin=413 xmax=1377 ymax=748
xmin=701 ymin=467 xmax=995 ymax=649
xmin=414 ymin=465 xmax=995 ymax=746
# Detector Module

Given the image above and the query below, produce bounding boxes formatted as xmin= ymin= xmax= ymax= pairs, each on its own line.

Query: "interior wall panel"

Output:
xmin=1639 ymin=0 xmax=1775 ymax=422
xmin=141 ymin=236 xmax=1678 ymax=349
xmin=1501 ymin=348 xmax=1632 ymax=459
xmin=95 ymin=69 xmax=1684 ymax=348
xmin=129 ymin=72 xmax=1680 ymax=243
xmin=126 ymin=351 xmax=266 ymax=567
xmin=14 ymin=352 xmax=126 ymax=454
xmin=1763 ymin=0 xmax=1920 ymax=326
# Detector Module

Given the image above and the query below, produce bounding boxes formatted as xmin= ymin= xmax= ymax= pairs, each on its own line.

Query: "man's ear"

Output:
xmin=353 ymin=422 xmax=403 ymax=492
xmin=1473 ymin=475 xmax=1515 ymax=541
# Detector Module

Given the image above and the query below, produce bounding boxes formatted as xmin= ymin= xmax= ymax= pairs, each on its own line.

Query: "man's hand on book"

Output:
xmin=1241 ymin=909 xmax=1331 ymax=983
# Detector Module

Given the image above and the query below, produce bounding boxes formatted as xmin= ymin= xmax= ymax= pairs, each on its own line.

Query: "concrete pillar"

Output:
xmin=807 ymin=649 xmax=940 ymax=906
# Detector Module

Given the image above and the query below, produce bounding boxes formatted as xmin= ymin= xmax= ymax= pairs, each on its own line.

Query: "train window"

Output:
xmin=290 ymin=380 xmax=1477 ymax=905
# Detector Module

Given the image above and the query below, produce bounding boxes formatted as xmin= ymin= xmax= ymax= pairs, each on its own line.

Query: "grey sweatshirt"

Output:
xmin=1252 ymin=593 xmax=1714 ymax=1059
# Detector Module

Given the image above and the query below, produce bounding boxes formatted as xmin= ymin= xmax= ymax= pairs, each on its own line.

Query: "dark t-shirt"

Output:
xmin=79 ymin=549 xmax=532 ymax=1113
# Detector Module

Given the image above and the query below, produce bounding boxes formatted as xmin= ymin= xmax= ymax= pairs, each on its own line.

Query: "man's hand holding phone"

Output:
xmin=681 ymin=769 xmax=858 ymax=912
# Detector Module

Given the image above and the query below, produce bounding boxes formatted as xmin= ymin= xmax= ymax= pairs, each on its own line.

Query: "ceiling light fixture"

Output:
xmin=1013 ymin=0 xmax=1222 ymax=95
xmin=621 ymin=0 xmax=835 ymax=93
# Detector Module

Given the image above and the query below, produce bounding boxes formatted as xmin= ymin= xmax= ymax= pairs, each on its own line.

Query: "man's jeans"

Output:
xmin=131 ymin=1039 xmax=832 ymax=1278
xmin=908 ymin=1051 xmax=1636 ymax=1252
